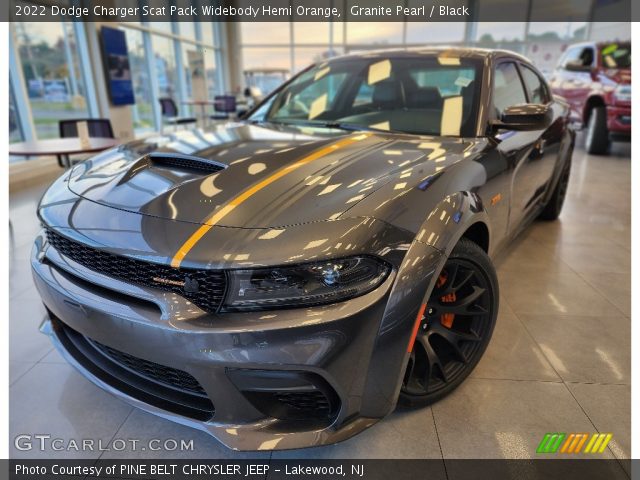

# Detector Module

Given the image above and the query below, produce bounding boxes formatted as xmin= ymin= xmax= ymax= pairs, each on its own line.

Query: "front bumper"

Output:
xmin=606 ymin=104 xmax=631 ymax=135
xmin=32 ymin=230 xmax=433 ymax=450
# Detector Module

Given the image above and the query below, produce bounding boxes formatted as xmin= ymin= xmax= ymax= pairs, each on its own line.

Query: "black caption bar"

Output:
xmin=4 ymin=459 xmax=633 ymax=480
xmin=5 ymin=0 xmax=634 ymax=22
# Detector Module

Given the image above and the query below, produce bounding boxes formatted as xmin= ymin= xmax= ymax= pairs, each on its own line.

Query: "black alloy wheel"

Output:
xmin=399 ymin=238 xmax=498 ymax=407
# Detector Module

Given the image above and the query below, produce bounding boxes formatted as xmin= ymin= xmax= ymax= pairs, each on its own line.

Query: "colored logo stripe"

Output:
xmin=536 ymin=433 xmax=565 ymax=453
xmin=170 ymin=133 xmax=371 ymax=268
xmin=537 ymin=433 xmax=612 ymax=454
xmin=584 ymin=433 xmax=612 ymax=454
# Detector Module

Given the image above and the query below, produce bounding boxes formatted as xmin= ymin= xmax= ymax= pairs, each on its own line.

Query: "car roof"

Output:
xmin=325 ymin=46 xmax=531 ymax=64
xmin=565 ymin=41 xmax=631 ymax=49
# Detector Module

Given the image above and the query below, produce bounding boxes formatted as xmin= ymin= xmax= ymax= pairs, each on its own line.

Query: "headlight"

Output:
xmin=614 ymin=85 xmax=631 ymax=103
xmin=222 ymin=256 xmax=391 ymax=311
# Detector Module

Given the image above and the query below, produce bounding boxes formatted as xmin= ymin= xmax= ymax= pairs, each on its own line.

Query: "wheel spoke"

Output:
xmin=418 ymin=334 xmax=448 ymax=383
xmin=405 ymin=350 xmax=416 ymax=384
xmin=438 ymin=264 xmax=475 ymax=296
xmin=431 ymin=324 xmax=482 ymax=364
xmin=436 ymin=263 xmax=459 ymax=295
xmin=436 ymin=285 xmax=486 ymax=315
xmin=450 ymin=270 xmax=474 ymax=294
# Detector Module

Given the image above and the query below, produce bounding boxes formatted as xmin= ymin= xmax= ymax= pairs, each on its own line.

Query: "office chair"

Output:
xmin=58 ymin=118 xmax=115 ymax=167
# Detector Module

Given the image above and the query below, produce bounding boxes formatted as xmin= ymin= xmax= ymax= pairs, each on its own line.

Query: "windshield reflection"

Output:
xmin=249 ymin=54 xmax=482 ymax=137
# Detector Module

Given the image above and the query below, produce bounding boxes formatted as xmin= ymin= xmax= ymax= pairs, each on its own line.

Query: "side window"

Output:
xmin=520 ymin=65 xmax=549 ymax=104
xmin=493 ymin=62 xmax=527 ymax=115
xmin=560 ymin=47 xmax=581 ymax=68
xmin=353 ymin=82 xmax=375 ymax=106
xmin=562 ymin=46 xmax=594 ymax=69
xmin=578 ymin=47 xmax=595 ymax=67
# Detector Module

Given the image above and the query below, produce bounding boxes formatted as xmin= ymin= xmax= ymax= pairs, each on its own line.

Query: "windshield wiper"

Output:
xmin=280 ymin=120 xmax=399 ymax=134
xmin=248 ymin=119 xmax=400 ymax=134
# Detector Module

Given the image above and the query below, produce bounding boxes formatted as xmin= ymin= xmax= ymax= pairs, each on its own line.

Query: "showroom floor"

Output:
xmin=9 ymin=136 xmax=630 ymax=473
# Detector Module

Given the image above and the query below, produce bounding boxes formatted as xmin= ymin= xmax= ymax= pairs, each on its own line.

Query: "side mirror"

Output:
xmin=492 ymin=104 xmax=552 ymax=131
xmin=564 ymin=60 xmax=592 ymax=72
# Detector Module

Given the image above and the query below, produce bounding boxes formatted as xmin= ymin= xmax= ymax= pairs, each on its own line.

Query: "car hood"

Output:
xmin=67 ymin=123 xmax=477 ymax=229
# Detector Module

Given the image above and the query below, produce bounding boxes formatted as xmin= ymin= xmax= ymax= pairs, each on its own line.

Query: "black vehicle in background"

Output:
xmin=33 ymin=48 xmax=574 ymax=450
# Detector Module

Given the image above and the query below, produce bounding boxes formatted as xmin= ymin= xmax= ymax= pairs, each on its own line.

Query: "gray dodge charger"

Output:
xmin=32 ymin=48 xmax=574 ymax=450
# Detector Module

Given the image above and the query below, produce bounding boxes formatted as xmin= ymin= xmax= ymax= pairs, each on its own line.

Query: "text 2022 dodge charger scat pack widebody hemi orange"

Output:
xmin=33 ymin=48 xmax=574 ymax=450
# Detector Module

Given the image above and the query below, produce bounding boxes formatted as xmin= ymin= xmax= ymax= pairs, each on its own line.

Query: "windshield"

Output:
xmin=601 ymin=43 xmax=631 ymax=69
xmin=249 ymin=56 xmax=482 ymax=137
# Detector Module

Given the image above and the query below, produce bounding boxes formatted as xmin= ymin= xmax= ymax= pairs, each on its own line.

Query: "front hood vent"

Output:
xmin=149 ymin=152 xmax=226 ymax=174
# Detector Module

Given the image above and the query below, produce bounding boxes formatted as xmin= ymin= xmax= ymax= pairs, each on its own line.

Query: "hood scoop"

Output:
xmin=148 ymin=152 xmax=227 ymax=174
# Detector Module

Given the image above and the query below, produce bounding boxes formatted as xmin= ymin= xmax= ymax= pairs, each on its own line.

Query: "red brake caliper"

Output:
xmin=435 ymin=272 xmax=456 ymax=329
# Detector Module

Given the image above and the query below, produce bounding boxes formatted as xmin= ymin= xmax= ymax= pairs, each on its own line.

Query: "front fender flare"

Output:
xmin=358 ymin=192 xmax=491 ymax=417
xmin=415 ymin=191 xmax=491 ymax=256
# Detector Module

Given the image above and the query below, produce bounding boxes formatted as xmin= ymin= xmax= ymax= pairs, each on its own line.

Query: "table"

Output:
xmin=182 ymin=99 xmax=233 ymax=127
xmin=9 ymin=137 xmax=120 ymax=168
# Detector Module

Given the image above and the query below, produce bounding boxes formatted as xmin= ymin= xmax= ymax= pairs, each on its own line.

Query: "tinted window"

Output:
xmin=270 ymin=72 xmax=349 ymax=120
xmin=520 ymin=65 xmax=549 ymax=104
xmin=578 ymin=48 xmax=595 ymax=66
xmin=560 ymin=47 xmax=582 ymax=68
xmin=562 ymin=46 xmax=594 ymax=68
xmin=492 ymin=62 xmax=527 ymax=114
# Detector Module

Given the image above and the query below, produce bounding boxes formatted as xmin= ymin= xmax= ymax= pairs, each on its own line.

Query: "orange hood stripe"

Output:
xmin=170 ymin=133 xmax=371 ymax=268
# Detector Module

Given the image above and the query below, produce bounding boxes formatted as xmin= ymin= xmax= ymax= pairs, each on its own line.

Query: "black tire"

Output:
xmin=399 ymin=238 xmax=498 ymax=408
xmin=539 ymin=158 xmax=571 ymax=221
xmin=585 ymin=106 xmax=609 ymax=155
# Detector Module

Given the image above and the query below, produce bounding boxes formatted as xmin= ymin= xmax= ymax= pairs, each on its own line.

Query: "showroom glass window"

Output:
xmin=13 ymin=21 xmax=89 ymax=139
xmin=241 ymin=22 xmax=292 ymax=95
xmin=116 ymin=22 xmax=222 ymax=135
xmin=178 ymin=22 xmax=197 ymax=42
xmin=180 ymin=41 xmax=194 ymax=114
xmin=200 ymin=23 xmax=219 ymax=100
xmin=152 ymin=35 xmax=180 ymax=102
xmin=492 ymin=62 xmax=527 ymax=114
xmin=123 ymin=28 xmax=155 ymax=135
xmin=9 ymin=79 xmax=23 ymax=144
xmin=292 ymin=19 xmax=341 ymax=73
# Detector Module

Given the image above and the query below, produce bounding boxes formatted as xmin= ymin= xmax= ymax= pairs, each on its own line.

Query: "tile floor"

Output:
xmin=8 ymin=138 xmax=630 ymax=474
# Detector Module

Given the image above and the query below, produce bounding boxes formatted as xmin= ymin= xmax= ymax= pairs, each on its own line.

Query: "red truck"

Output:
xmin=550 ymin=41 xmax=631 ymax=154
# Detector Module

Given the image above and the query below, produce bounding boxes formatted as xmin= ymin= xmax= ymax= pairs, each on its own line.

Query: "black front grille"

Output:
xmin=50 ymin=315 xmax=215 ymax=421
xmin=275 ymin=391 xmax=333 ymax=416
xmin=89 ymin=338 xmax=206 ymax=396
xmin=45 ymin=229 xmax=226 ymax=313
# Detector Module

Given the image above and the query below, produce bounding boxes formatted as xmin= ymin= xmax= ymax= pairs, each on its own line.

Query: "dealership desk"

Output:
xmin=182 ymin=99 xmax=228 ymax=127
xmin=9 ymin=137 xmax=120 ymax=168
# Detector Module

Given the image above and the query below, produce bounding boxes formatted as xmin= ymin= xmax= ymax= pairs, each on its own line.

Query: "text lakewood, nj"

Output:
xmin=18 ymin=4 xmax=471 ymax=20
